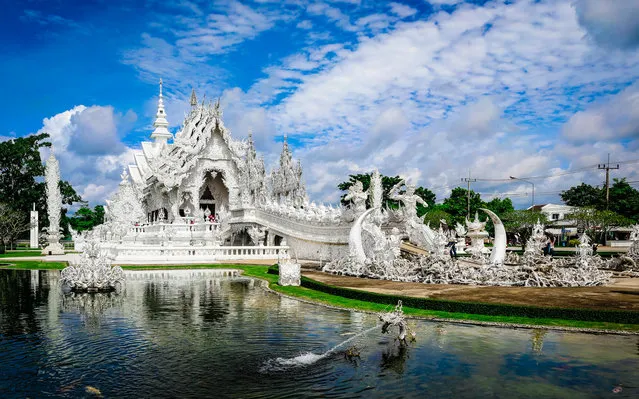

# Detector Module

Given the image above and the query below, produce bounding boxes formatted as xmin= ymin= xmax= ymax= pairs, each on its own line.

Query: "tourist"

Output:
xmin=548 ymin=235 xmax=555 ymax=257
xmin=592 ymin=243 xmax=598 ymax=254
xmin=448 ymin=239 xmax=457 ymax=260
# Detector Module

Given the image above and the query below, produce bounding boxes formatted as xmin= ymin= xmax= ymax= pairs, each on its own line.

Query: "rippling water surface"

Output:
xmin=1 ymin=269 xmax=638 ymax=398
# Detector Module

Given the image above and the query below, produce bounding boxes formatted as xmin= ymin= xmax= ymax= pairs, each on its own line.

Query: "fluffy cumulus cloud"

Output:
xmin=562 ymin=82 xmax=639 ymax=142
xmin=37 ymin=106 xmax=137 ymax=205
xmin=574 ymin=0 xmax=639 ymax=49
xmin=115 ymin=0 xmax=639 ymax=207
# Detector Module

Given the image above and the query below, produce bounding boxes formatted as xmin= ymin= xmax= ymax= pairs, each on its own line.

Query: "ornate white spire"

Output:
xmin=190 ymin=88 xmax=197 ymax=107
xmin=150 ymin=78 xmax=172 ymax=143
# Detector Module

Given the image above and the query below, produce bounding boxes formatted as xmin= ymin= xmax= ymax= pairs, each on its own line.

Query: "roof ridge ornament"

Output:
xmin=150 ymin=78 xmax=172 ymax=143
xmin=190 ymin=88 xmax=197 ymax=107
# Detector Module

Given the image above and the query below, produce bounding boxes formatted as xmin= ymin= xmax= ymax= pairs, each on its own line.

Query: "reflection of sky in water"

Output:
xmin=0 ymin=269 xmax=637 ymax=398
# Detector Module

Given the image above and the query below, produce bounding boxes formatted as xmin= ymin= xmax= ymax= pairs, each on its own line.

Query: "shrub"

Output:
xmin=568 ymin=239 xmax=580 ymax=247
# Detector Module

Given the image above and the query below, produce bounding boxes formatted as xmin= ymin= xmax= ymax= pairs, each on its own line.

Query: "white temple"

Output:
xmin=102 ymin=80 xmax=352 ymax=263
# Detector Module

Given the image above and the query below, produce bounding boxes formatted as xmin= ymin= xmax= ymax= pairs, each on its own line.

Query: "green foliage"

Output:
xmin=484 ymin=197 xmax=515 ymax=215
xmin=502 ymin=210 xmax=548 ymax=248
xmin=0 ymin=133 xmax=83 ymax=233
xmin=68 ymin=205 xmax=105 ymax=232
xmin=567 ymin=239 xmax=580 ymax=247
xmin=560 ymin=183 xmax=603 ymax=208
xmin=337 ymin=172 xmax=435 ymax=210
xmin=566 ymin=207 xmax=633 ymax=244
xmin=421 ymin=205 xmax=453 ymax=228
xmin=441 ymin=187 xmax=483 ymax=225
xmin=414 ymin=186 xmax=436 ymax=216
xmin=561 ymin=179 xmax=639 ymax=223
xmin=608 ymin=178 xmax=639 ymax=223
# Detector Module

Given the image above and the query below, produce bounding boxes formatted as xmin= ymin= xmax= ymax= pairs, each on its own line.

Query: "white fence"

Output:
xmin=104 ymin=244 xmax=289 ymax=264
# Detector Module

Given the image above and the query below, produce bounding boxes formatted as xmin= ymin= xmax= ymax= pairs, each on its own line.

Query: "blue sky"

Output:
xmin=2 ymin=0 xmax=639 ymax=208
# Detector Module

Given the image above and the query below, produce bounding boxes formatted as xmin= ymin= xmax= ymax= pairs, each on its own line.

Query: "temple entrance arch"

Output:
xmin=198 ymin=170 xmax=229 ymax=218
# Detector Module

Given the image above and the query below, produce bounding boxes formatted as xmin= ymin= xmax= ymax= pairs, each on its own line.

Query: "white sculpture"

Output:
xmin=344 ymin=181 xmax=368 ymax=213
xmin=41 ymin=150 xmax=65 ymax=255
xmin=465 ymin=212 xmax=488 ymax=259
xmin=103 ymin=170 xmax=146 ymax=239
xmin=60 ymin=231 xmax=124 ymax=292
xmin=480 ymin=208 xmax=506 ymax=265
xmin=278 ymin=259 xmax=301 ymax=286
xmin=389 ymin=180 xmax=426 ymax=221
xmin=29 ymin=204 xmax=38 ymax=249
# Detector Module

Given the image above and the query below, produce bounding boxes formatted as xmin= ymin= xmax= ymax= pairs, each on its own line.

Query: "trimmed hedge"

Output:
xmin=267 ymin=264 xmax=279 ymax=275
xmin=299 ymin=276 xmax=639 ymax=324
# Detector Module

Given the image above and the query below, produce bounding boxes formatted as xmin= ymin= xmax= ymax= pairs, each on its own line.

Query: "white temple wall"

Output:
xmin=275 ymin=235 xmax=348 ymax=261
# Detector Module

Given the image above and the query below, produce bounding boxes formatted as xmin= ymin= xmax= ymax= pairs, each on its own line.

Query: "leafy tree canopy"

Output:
xmin=0 ymin=133 xmax=83 ymax=234
xmin=560 ymin=183 xmax=603 ymax=208
xmin=441 ymin=187 xmax=483 ymax=225
xmin=566 ymin=207 xmax=633 ymax=244
xmin=501 ymin=210 xmax=548 ymax=249
xmin=561 ymin=178 xmax=638 ymax=223
xmin=607 ymin=178 xmax=639 ymax=223
xmin=69 ymin=205 xmax=105 ymax=232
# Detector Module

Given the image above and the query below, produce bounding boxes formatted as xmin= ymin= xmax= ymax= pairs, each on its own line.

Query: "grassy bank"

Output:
xmin=0 ymin=250 xmax=44 ymax=258
xmin=2 ymin=261 xmax=638 ymax=332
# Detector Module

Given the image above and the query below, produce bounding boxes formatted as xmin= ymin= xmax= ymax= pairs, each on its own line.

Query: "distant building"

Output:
xmin=527 ymin=203 xmax=576 ymax=221
xmin=528 ymin=203 xmax=578 ymax=244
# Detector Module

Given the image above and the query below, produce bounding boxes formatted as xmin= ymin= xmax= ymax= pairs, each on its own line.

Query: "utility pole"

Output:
xmin=461 ymin=170 xmax=476 ymax=219
xmin=598 ymin=153 xmax=619 ymax=209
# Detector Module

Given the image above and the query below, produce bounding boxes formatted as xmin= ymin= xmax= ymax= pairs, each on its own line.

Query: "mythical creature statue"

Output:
xmin=379 ymin=301 xmax=414 ymax=346
xmin=344 ymin=181 xmax=368 ymax=213
xmin=389 ymin=181 xmax=426 ymax=221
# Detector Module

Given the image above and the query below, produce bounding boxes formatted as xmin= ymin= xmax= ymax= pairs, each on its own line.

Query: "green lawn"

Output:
xmin=2 ymin=261 xmax=638 ymax=332
xmin=0 ymin=250 xmax=44 ymax=258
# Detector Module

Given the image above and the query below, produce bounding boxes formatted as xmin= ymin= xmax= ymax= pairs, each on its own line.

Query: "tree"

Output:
xmin=338 ymin=172 xmax=435 ymax=211
xmin=501 ymin=210 xmax=548 ymax=249
xmin=560 ymin=178 xmax=638 ymax=223
xmin=484 ymin=197 xmax=515 ymax=216
xmin=480 ymin=197 xmax=515 ymax=236
xmin=421 ymin=205 xmax=453 ymax=228
xmin=68 ymin=205 xmax=105 ymax=232
xmin=415 ymin=187 xmax=436 ymax=217
xmin=608 ymin=178 xmax=639 ymax=223
xmin=0 ymin=203 xmax=30 ymax=252
xmin=560 ymin=183 xmax=603 ymax=208
xmin=442 ymin=187 xmax=483 ymax=225
xmin=566 ymin=207 xmax=633 ymax=244
xmin=0 ymin=133 xmax=83 ymax=233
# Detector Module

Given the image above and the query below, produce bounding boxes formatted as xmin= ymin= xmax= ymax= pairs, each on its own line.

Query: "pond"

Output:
xmin=1 ymin=269 xmax=638 ymax=398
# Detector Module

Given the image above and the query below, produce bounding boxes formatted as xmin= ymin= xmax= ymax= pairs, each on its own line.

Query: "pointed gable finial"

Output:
xmin=213 ymin=97 xmax=222 ymax=118
xmin=190 ymin=88 xmax=197 ymax=107
xmin=151 ymin=78 xmax=172 ymax=143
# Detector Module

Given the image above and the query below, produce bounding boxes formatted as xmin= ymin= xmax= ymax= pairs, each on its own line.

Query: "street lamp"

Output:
xmin=510 ymin=176 xmax=535 ymax=209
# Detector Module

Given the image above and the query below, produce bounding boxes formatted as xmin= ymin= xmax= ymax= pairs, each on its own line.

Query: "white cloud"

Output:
xmin=389 ymin=2 xmax=417 ymax=18
xmin=296 ymin=20 xmax=313 ymax=29
xmin=37 ymin=106 xmax=137 ymax=206
xmin=574 ymin=0 xmax=639 ymax=49
xmin=562 ymin=82 xmax=639 ymax=141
